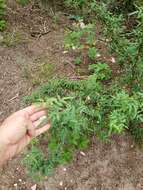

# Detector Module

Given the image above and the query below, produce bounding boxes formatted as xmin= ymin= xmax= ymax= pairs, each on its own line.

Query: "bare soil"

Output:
xmin=0 ymin=2 xmax=143 ymax=190
xmin=45 ymin=135 xmax=143 ymax=190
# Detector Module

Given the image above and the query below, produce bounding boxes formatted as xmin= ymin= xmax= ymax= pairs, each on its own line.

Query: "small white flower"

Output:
xmin=80 ymin=21 xmax=86 ymax=29
xmin=87 ymin=96 xmax=91 ymax=101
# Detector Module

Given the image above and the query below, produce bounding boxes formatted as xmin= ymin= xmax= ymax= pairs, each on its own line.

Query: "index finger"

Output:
xmin=23 ymin=104 xmax=46 ymax=115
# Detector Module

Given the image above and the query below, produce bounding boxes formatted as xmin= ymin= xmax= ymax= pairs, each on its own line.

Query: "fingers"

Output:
xmin=23 ymin=105 xmax=50 ymax=138
xmin=23 ymin=104 xmax=46 ymax=116
xmin=35 ymin=124 xmax=50 ymax=137
xmin=27 ymin=119 xmax=36 ymax=137
xmin=30 ymin=110 xmax=47 ymax=122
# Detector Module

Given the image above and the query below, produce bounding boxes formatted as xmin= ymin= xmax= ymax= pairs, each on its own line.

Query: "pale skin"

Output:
xmin=0 ymin=105 xmax=50 ymax=166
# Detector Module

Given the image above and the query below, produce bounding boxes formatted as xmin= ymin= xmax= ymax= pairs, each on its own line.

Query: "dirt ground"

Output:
xmin=0 ymin=2 xmax=143 ymax=190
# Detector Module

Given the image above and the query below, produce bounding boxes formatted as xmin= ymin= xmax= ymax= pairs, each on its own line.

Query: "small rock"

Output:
xmin=31 ymin=184 xmax=37 ymax=190
xmin=18 ymin=179 xmax=22 ymax=182
xmin=111 ymin=57 xmax=116 ymax=63
xmin=59 ymin=181 xmax=63 ymax=186
xmin=14 ymin=183 xmax=18 ymax=187
xmin=0 ymin=112 xmax=3 ymax=116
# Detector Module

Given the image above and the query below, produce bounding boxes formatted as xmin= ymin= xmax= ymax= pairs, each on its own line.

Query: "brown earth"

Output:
xmin=0 ymin=2 xmax=143 ymax=190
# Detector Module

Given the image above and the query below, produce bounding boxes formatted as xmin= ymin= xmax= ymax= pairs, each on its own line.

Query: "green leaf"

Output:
xmin=88 ymin=47 xmax=97 ymax=60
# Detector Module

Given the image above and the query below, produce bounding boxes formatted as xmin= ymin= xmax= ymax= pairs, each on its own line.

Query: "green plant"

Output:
xmin=2 ymin=31 xmax=28 ymax=47
xmin=74 ymin=56 xmax=82 ymax=65
xmin=89 ymin=2 xmax=143 ymax=140
xmin=31 ymin=63 xmax=56 ymax=86
xmin=89 ymin=62 xmax=112 ymax=80
xmin=65 ymin=23 xmax=97 ymax=70
xmin=65 ymin=0 xmax=86 ymax=9
xmin=24 ymin=146 xmax=46 ymax=180
xmin=24 ymin=68 xmax=143 ymax=177
xmin=17 ymin=0 xmax=30 ymax=6
xmin=0 ymin=0 xmax=6 ymax=31
xmin=88 ymin=47 xmax=97 ymax=60
xmin=24 ymin=0 xmax=143 ymax=178
xmin=65 ymin=23 xmax=95 ymax=49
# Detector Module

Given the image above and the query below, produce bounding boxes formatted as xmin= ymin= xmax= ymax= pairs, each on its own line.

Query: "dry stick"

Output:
xmin=69 ymin=76 xmax=88 ymax=80
xmin=7 ymin=93 xmax=19 ymax=102
xmin=66 ymin=61 xmax=76 ymax=69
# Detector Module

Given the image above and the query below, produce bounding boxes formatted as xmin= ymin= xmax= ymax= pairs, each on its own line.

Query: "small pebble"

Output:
xmin=63 ymin=168 xmax=67 ymax=172
xmin=96 ymin=53 xmax=101 ymax=58
xmin=59 ymin=181 xmax=63 ymax=186
xmin=14 ymin=183 xmax=18 ymax=187
xmin=45 ymin=176 xmax=48 ymax=180
xmin=18 ymin=179 xmax=22 ymax=182
xmin=111 ymin=57 xmax=116 ymax=63
xmin=63 ymin=51 xmax=68 ymax=54
xmin=105 ymin=38 xmax=109 ymax=42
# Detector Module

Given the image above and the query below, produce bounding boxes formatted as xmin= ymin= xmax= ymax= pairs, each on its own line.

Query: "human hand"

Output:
xmin=0 ymin=105 xmax=50 ymax=165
